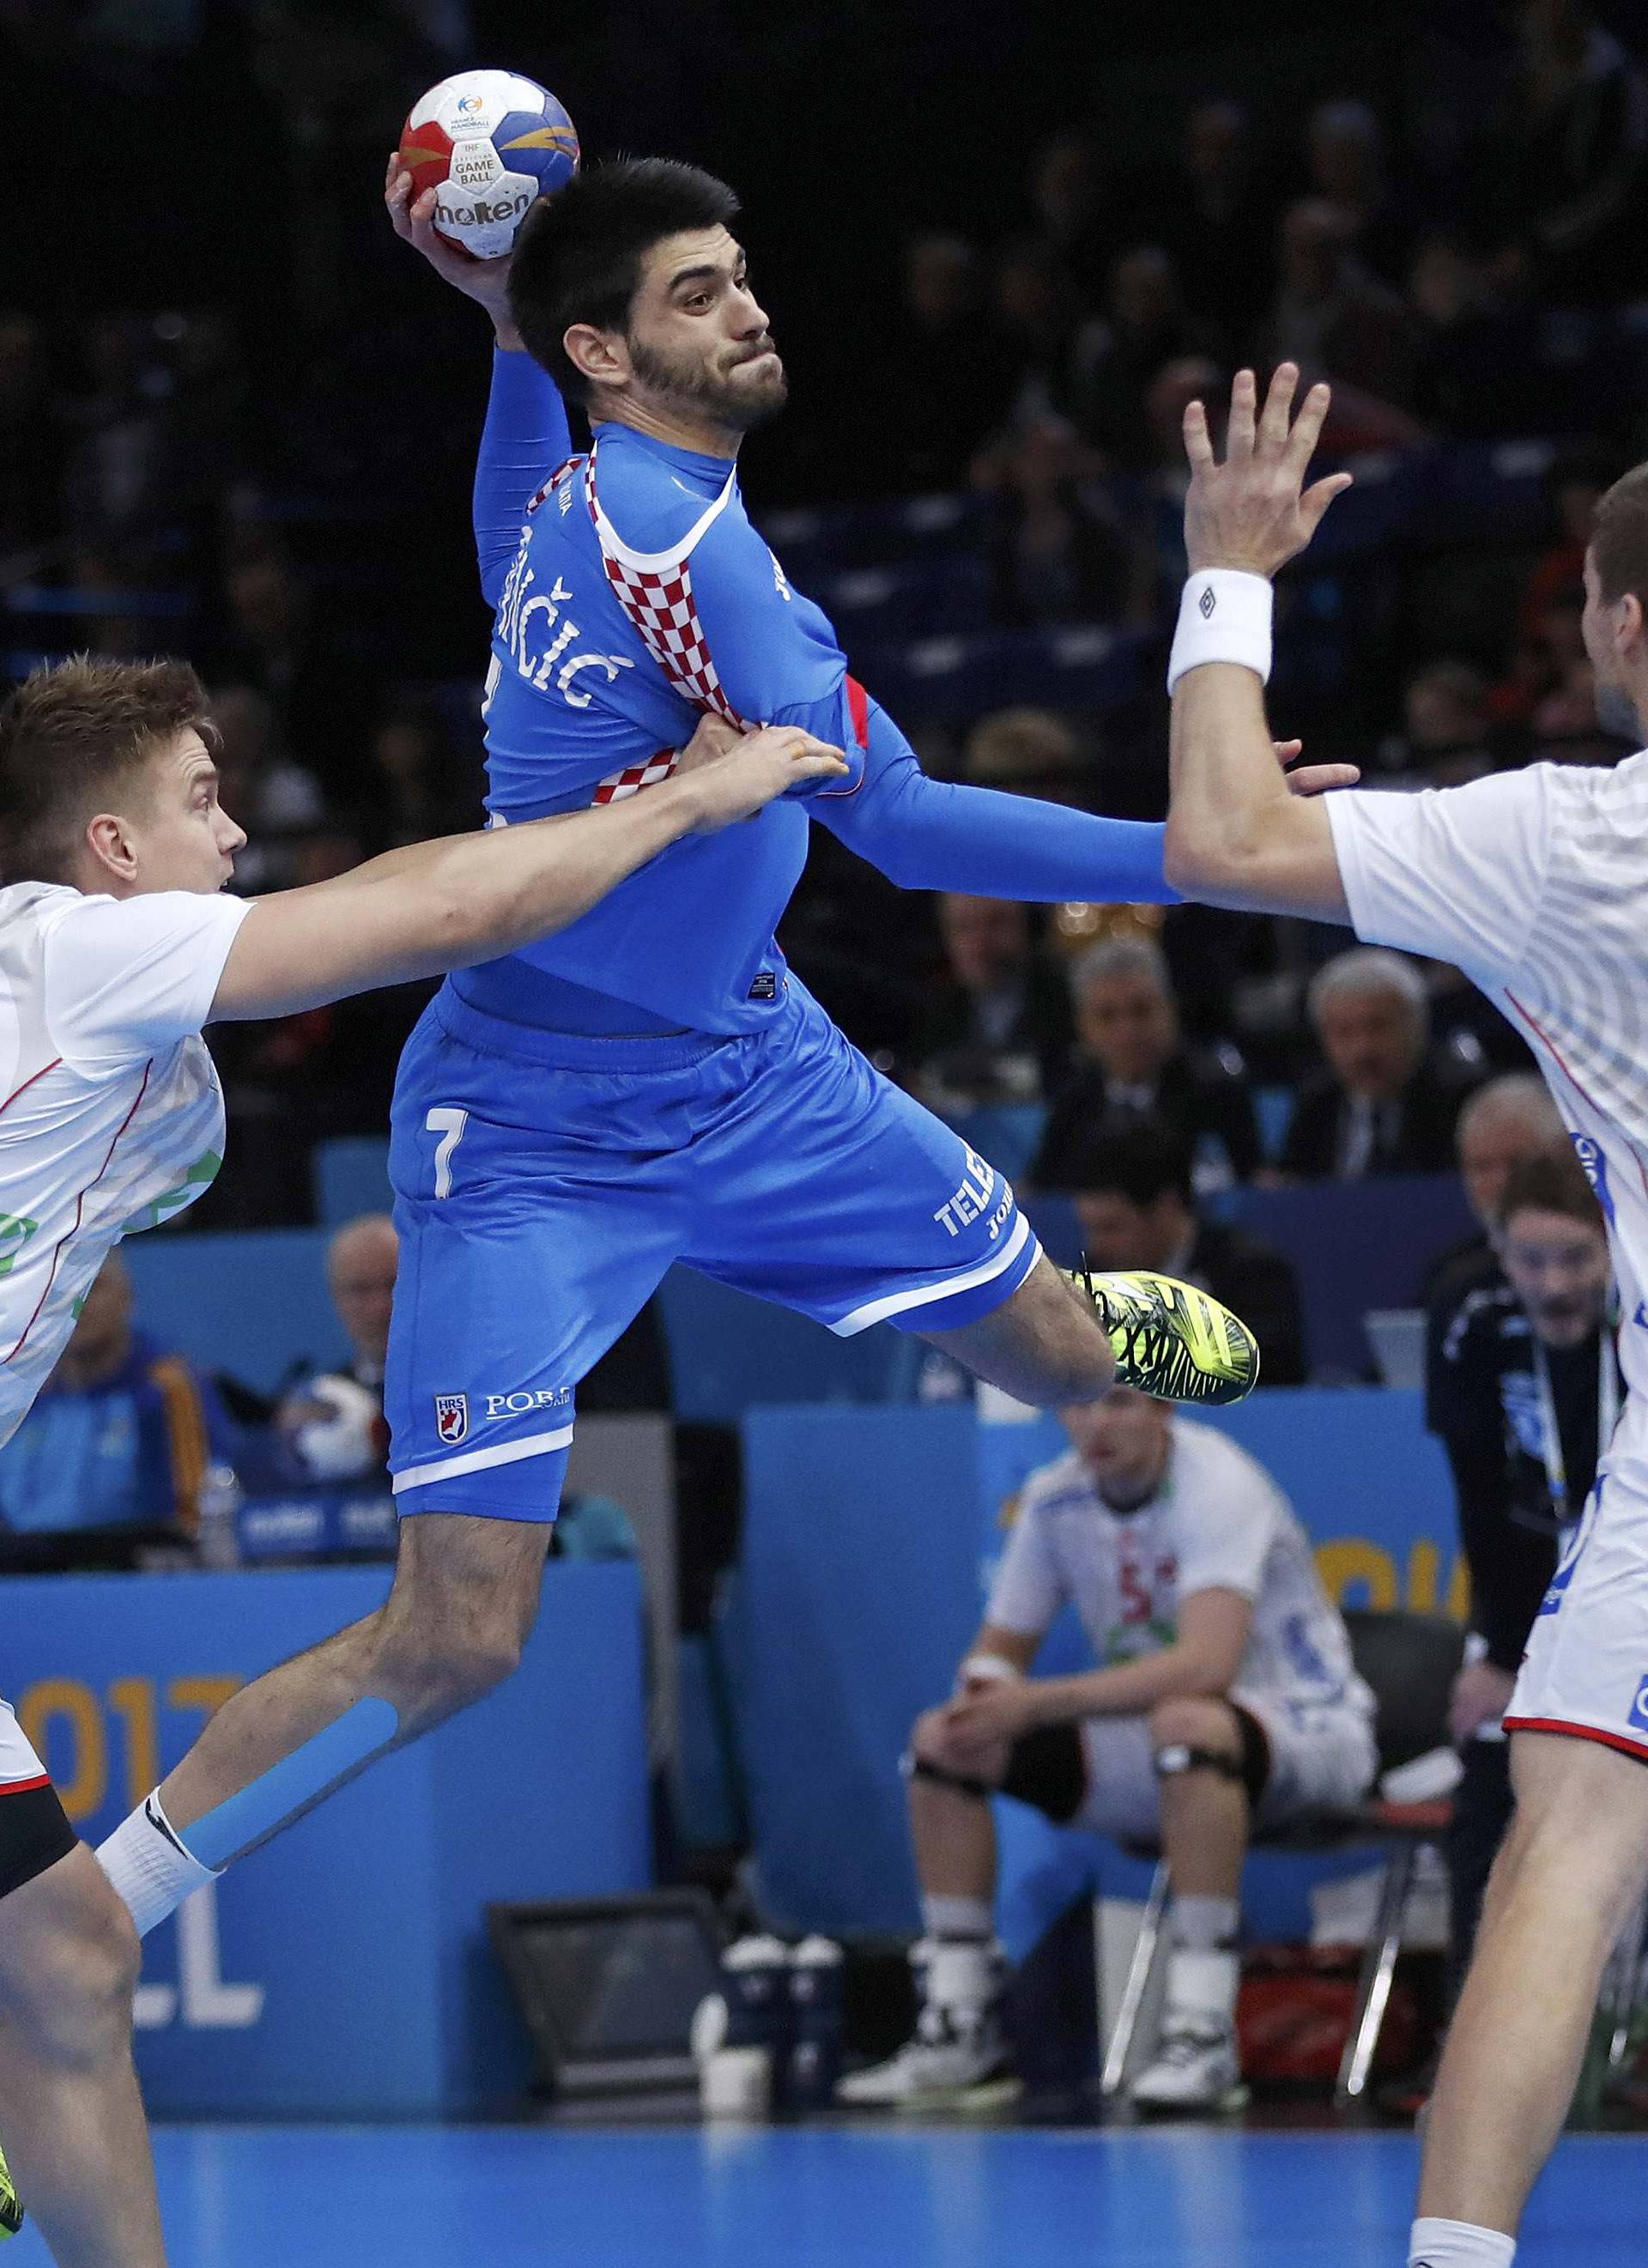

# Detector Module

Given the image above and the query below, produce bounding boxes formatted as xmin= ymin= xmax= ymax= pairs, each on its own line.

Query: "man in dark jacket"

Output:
xmin=1429 ymin=1147 xmax=1618 ymax=1997
xmin=1033 ymin=934 xmax=1260 ymax=1186
xmin=1280 ymin=946 xmax=1470 ymax=1181
xmin=1066 ymin=1117 xmax=1307 ymax=1384
xmin=911 ymin=893 xmax=1075 ymax=1110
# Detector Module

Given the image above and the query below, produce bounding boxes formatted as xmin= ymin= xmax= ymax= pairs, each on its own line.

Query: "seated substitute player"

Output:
xmin=0 ymin=657 xmax=845 ymax=2268
xmin=90 ymin=161 xmax=1356 ymax=1957
xmin=1159 ymin=361 xmax=1648 ymax=2268
xmin=838 ymin=1387 xmax=1374 ymax=2113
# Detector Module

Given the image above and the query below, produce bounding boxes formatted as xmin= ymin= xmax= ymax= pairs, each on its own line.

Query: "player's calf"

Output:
xmin=1130 ymin=1697 xmax=1261 ymax=2116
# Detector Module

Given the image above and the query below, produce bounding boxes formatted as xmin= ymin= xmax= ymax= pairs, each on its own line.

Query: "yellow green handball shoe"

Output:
xmin=1070 ymin=1266 xmax=1260 ymax=1406
xmin=0 ymin=2138 xmax=22 ymax=2239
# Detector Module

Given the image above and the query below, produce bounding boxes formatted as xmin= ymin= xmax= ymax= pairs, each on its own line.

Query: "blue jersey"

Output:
xmin=459 ymin=349 xmax=1176 ymax=1036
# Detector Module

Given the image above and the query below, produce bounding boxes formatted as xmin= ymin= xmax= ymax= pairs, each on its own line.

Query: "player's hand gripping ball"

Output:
xmin=398 ymin=70 xmax=579 ymax=260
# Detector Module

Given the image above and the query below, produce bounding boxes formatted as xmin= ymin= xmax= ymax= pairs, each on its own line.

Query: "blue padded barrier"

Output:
xmin=1224 ymin=1173 xmax=1474 ymax=1380
xmin=9 ymin=1561 xmax=649 ymax=2113
xmin=313 ymin=1135 xmax=393 ymax=1226
xmin=124 ymin=1228 xmax=342 ymax=1396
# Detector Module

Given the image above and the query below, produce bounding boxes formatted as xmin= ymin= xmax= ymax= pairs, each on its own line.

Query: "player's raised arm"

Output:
xmin=211 ymin=722 xmax=845 ymax=1021
xmin=385 ymin=157 xmax=573 ymax=607
xmin=1161 ymin=366 xmax=1355 ymax=917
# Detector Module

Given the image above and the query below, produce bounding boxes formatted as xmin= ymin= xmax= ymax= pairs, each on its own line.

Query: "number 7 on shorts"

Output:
xmin=426 ymin=1108 xmax=469 ymax=1199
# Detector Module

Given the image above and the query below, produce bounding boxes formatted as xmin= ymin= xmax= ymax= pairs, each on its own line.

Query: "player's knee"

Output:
xmin=7 ymin=1880 xmax=141 ymax=2068
xmin=910 ymin=1706 xmax=953 ymax=1764
xmin=374 ymin=1616 xmax=526 ymax=1719
xmin=1150 ymin=1695 xmax=1239 ymax=1756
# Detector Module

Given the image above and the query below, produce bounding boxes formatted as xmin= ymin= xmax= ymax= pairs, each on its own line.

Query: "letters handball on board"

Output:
xmin=397 ymin=69 xmax=579 ymax=260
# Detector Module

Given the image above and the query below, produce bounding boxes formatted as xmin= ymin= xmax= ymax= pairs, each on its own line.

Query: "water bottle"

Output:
xmin=785 ymin=1936 xmax=845 ymax=2112
xmin=717 ymin=1935 xmax=791 ymax=2113
xmin=195 ymin=1464 xmax=242 ymax=1570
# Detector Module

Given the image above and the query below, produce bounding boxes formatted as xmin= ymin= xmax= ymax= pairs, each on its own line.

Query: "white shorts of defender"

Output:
xmin=1507 ymin=1469 xmax=1648 ymax=1761
xmin=1073 ymin=1689 xmax=1378 ymax=1843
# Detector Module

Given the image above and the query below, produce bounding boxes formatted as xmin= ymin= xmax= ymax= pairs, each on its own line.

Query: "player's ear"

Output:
xmin=82 ymin=810 xmax=140 ymax=890
xmin=562 ymin=322 xmax=629 ymax=392
xmin=1619 ymin=590 xmax=1645 ymax=657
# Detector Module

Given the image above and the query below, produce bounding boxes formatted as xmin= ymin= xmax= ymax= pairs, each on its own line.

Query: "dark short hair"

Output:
xmin=508 ymin=157 xmax=742 ymax=404
xmin=1064 ymin=1116 xmax=1196 ymax=1208
xmin=1496 ymin=1147 xmax=1603 ymax=1234
xmin=0 ymin=655 xmax=213 ymax=885
xmin=1590 ymin=462 xmax=1648 ymax=612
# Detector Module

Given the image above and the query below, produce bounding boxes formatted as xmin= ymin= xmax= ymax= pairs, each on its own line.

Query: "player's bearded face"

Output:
xmin=626 ymin=324 xmax=788 ymax=432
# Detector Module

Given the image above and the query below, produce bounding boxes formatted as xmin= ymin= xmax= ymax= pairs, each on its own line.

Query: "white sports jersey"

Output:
xmin=986 ymin=1416 xmax=1373 ymax=1725
xmin=1328 ymin=758 xmax=1648 ymax=1488
xmin=0 ymin=882 xmax=248 ymax=1446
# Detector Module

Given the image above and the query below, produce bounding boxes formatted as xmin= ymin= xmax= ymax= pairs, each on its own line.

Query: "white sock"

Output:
xmin=921 ymin=1892 xmax=993 ymax=1940
xmin=918 ymin=1936 xmax=998 ymax=2016
xmin=1171 ymin=1893 xmax=1239 ymax=1951
xmin=96 ymin=1789 xmax=222 ymax=1937
xmin=1409 ymin=2217 xmax=1516 ymax=2267
xmin=1163 ymin=1947 xmax=1240 ymax=2030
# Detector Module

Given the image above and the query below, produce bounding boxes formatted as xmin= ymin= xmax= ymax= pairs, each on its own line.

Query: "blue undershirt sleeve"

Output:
xmin=473 ymin=347 xmax=573 ymax=608
xmin=685 ymin=513 xmax=868 ymax=797
xmin=815 ymin=697 xmax=1178 ymax=904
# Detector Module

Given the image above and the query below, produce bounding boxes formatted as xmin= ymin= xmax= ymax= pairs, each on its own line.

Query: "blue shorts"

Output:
xmin=384 ymin=979 xmax=1040 ymax=1518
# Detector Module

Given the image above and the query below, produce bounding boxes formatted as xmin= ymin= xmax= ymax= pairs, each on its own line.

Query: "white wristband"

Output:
xmin=1166 ymin=569 xmax=1274 ymax=694
xmin=957 ymin=1653 xmax=1023 ymax=1689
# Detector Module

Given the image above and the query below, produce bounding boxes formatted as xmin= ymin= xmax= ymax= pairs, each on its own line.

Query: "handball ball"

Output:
xmin=399 ymin=70 xmax=579 ymax=260
xmin=293 ymin=1374 xmax=385 ymax=1482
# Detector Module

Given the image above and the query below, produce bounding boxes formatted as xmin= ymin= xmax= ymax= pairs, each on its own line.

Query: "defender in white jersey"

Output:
xmin=839 ymin=1392 xmax=1373 ymax=2115
xmin=1160 ymin=362 xmax=1648 ymax=2267
xmin=0 ymin=656 xmax=845 ymax=2268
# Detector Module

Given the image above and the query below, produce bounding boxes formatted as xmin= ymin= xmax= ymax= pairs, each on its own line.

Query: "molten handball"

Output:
xmin=398 ymin=70 xmax=579 ymax=259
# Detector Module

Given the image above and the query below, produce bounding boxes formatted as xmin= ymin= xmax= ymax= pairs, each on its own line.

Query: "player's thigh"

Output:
xmin=379 ymin=1510 xmax=554 ymax=1665
xmin=1502 ymin=1727 xmax=1648 ymax=1913
xmin=386 ymin=1031 xmax=685 ymax=1520
xmin=1070 ymin=1718 xmax=1162 ymax=1841
xmin=684 ymin=998 xmax=1041 ymax=1339
xmin=0 ymin=1706 xmax=79 ymax=1965
xmin=0 ymin=1709 xmax=130 ymax=2034
xmin=1239 ymin=1694 xmax=1377 ymax=1827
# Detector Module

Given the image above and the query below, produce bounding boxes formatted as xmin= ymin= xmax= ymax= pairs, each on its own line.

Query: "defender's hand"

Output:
xmin=685 ymin=725 xmax=848 ymax=830
xmin=674 ymin=713 xmax=745 ymax=774
xmin=1448 ymin=1660 xmax=1516 ymax=1743
xmin=1184 ymin=363 xmax=1354 ymax=579
xmin=940 ymin=1681 xmax=1039 ymax=1751
xmin=385 ymin=153 xmax=522 ymax=347
xmin=1274 ymin=737 xmax=1360 ymax=797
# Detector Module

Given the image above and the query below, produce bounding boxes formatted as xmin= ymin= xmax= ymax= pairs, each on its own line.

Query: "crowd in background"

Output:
xmin=2 ymin=0 xmax=1646 ymax=1224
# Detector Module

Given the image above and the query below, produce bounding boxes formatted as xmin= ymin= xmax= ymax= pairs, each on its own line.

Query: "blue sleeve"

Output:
xmin=815 ymin=697 xmax=1178 ymax=903
xmin=473 ymin=348 xmax=573 ymax=608
xmin=685 ymin=511 xmax=868 ymax=797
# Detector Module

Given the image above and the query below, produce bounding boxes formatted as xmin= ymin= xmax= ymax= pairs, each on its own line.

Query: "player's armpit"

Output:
xmin=1165 ymin=660 xmax=1351 ymax=919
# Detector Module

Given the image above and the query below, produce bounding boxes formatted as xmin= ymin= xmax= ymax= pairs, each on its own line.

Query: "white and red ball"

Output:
xmin=399 ymin=70 xmax=579 ymax=259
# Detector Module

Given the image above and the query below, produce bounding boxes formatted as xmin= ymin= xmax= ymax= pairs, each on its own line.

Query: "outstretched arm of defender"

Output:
xmin=1163 ymin=365 xmax=1355 ymax=918
xmin=210 ymin=724 xmax=845 ymax=1020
